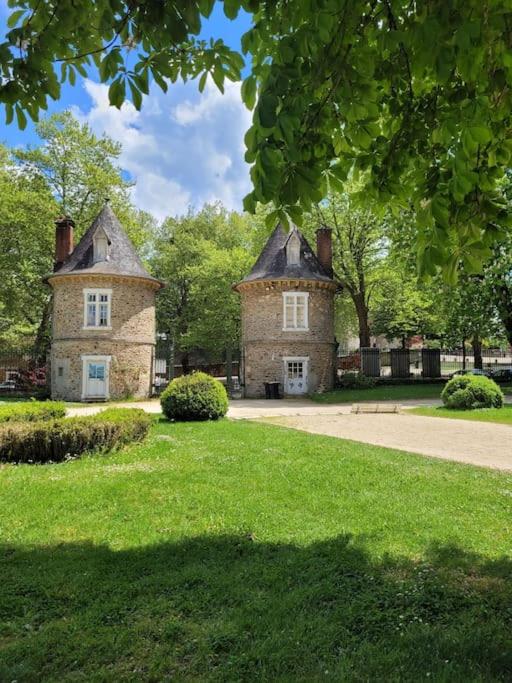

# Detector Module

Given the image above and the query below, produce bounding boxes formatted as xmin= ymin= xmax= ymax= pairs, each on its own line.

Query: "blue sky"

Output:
xmin=0 ymin=2 xmax=253 ymax=219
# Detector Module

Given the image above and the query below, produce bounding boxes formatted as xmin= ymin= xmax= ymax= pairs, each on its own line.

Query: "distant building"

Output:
xmin=234 ymin=224 xmax=337 ymax=397
xmin=46 ymin=203 xmax=163 ymax=401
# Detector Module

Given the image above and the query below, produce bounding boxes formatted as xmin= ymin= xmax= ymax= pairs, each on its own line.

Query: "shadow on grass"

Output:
xmin=1 ymin=535 xmax=510 ymax=680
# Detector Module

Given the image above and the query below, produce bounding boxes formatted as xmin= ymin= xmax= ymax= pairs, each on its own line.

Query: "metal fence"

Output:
xmin=338 ymin=348 xmax=512 ymax=380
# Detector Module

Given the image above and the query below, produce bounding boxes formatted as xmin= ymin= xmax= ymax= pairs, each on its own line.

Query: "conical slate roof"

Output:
xmin=236 ymin=223 xmax=334 ymax=286
xmin=51 ymin=203 xmax=161 ymax=285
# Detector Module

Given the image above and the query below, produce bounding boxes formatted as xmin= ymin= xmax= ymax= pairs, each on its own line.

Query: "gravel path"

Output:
xmin=264 ymin=412 xmax=512 ymax=471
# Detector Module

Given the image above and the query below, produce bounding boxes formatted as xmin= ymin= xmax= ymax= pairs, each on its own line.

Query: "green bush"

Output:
xmin=0 ymin=400 xmax=66 ymax=424
xmin=160 ymin=372 xmax=228 ymax=421
xmin=338 ymin=372 xmax=377 ymax=389
xmin=0 ymin=408 xmax=152 ymax=464
xmin=441 ymin=375 xmax=504 ymax=410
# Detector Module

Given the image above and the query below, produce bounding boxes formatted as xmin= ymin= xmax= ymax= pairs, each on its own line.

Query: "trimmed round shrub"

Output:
xmin=0 ymin=408 xmax=152 ymax=464
xmin=160 ymin=372 xmax=228 ymax=421
xmin=441 ymin=374 xmax=504 ymax=410
xmin=0 ymin=400 xmax=66 ymax=424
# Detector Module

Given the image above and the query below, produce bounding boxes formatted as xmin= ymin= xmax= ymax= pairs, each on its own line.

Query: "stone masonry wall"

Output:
xmin=239 ymin=282 xmax=336 ymax=397
xmin=50 ymin=274 xmax=157 ymax=401
xmin=52 ymin=275 xmax=156 ymax=344
xmin=51 ymin=340 xmax=153 ymax=401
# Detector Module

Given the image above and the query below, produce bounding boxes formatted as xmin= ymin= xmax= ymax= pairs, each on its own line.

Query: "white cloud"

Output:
xmin=74 ymin=77 xmax=252 ymax=221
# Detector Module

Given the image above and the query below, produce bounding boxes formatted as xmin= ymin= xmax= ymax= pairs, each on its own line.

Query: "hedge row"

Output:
xmin=0 ymin=408 xmax=152 ymax=464
xmin=0 ymin=400 xmax=66 ymax=424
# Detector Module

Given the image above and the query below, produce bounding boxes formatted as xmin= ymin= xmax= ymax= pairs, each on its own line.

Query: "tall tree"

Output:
xmin=0 ymin=145 xmax=57 ymax=352
xmin=442 ymin=274 xmax=505 ymax=368
xmin=2 ymin=113 xmax=154 ymax=353
xmin=305 ymin=194 xmax=387 ymax=348
xmin=4 ymin=2 xmax=512 ymax=272
xmin=14 ymin=111 xmax=140 ymax=239
xmin=150 ymin=204 xmax=252 ymax=373
xmin=372 ymin=270 xmax=441 ymax=348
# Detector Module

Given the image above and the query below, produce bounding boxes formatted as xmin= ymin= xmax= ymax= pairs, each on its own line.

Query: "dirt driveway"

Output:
xmin=264 ymin=412 xmax=512 ymax=471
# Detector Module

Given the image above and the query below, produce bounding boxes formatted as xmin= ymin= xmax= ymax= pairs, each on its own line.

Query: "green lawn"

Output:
xmin=1 ymin=419 xmax=511 ymax=681
xmin=410 ymin=404 xmax=512 ymax=425
xmin=313 ymin=382 xmax=512 ymax=404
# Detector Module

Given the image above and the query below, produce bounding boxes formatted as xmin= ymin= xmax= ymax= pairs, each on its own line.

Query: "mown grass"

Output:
xmin=0 ymin=418 xmax=511 ymax=681
xmin=313 ymin=382 xmax=512 ymax=404
xmin=410 ymin=404 xmax=512 ymax=425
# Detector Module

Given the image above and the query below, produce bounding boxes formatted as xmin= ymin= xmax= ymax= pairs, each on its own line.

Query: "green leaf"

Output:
xmin=241 ymin=75 xmax=256 ymax=110
xmin=7 ymin=9 xmax=25 ymax=28
xmin=15 ymin=105 xmax=27 ymax=130
xmin=223 ymin=0 xmax=239 ymax=20
xmin=108 ymin=78 xmax=126 ymax=108
xmin=242 ymin=193 xmax=256 ymax=214
xmin=257 ymin=93 xmax=279 ymax=128
xmin=128 ymin=79 xmax=142 ymax=110
xmin=468 ymin=126 xmax=491 ymax=144
xmin=5 ymin=103 xmax=13 ymax=125
xmin=211 ymin=65 xmax=224 ymax=93
xmin=198 ymin=71 xmax=208 ymax=93
xmin=198 ymin=0 xmax=215 ymax=17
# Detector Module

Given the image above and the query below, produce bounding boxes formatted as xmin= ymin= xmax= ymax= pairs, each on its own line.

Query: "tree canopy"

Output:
xmin=2 ymin=1 xmax=512 ymax=274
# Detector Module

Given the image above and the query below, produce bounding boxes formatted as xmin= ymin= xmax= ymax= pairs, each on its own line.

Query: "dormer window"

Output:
xmin=286 ymin=232 xmax=301 ymax=265
xmin=93 ymin=228 xmax=109 ymax=263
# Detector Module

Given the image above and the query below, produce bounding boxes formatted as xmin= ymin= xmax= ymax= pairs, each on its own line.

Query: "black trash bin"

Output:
xmin=264 ymin=381 xmax=281 ymax=399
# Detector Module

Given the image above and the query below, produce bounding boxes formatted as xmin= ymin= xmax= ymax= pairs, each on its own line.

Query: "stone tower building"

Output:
xmin=47 ymin=203 xmax=162 ymax=401
xmin=234 ymin=224 xmax=337 ymax=398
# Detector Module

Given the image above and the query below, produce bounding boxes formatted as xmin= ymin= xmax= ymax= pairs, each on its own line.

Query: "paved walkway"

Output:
xmin=66 ymin=398 xmax=512 ymax=472
xmin=264 ymin=412 xmax=512 ymax=472
xmin=66 ymin=397 xmax=442 ymax=419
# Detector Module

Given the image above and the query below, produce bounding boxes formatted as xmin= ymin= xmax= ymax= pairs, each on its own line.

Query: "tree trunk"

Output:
xmin=352 ymin=293 xmax=371 ymax=348
xmin=496 ymin=286 xmax=512 ymax=346
xmin=34 ymin=297 xmax=52 ymax=365
xmin=168 ymin=338 xmax=175 ymax=381
xmin=401 ymin=335 xmax=407 ymax=350
xmin=472 ymin=337 xmax=483 ymax=370
xmin=181 ymin=351 xmax=190 ymax=375
xmin=225 ymin=346 xmax=233 ymax=397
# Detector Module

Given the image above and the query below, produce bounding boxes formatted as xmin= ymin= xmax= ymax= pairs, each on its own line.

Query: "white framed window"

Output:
xmin=83 ymin=288 xmax=112 ymax=329
xmin=283 ymin=292 xmax=309 ymax=331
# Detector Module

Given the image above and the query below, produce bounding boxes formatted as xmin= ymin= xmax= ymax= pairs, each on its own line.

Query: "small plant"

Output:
xmin=441 ymin=374 xmax=504 ymax=410
xmin=338 ymin=372 xmax=377 ymax=389
xmin=160 ymin=372 xmax=228 ymax=421
xmin=0 ymin=400 xmax=66 ymax=424
xmin=0 ymin=408 xmax=152 ymax=463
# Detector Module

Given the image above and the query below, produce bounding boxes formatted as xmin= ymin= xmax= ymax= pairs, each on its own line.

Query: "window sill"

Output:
xmin=282 ymin=327 xmax=309 ymax=332
xmin=82 ymin=326 xmax=112 ymax=331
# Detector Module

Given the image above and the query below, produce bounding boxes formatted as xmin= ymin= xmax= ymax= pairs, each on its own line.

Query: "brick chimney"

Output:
xmin=54 ymin=216 xmax=75 ymax=271
xmin=316 ymin=226 xmax=333 ymax=277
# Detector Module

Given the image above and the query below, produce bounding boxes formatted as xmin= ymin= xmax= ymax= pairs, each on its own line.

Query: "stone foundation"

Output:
xmin=243 ymin=340 xmax=336 ymax=398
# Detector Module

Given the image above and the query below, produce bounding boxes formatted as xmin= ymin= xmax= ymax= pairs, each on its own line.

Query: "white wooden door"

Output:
xmin=85 ymin=361 xmax=107 ymax=398
xmin=284 ymin=359 xmax=308 ymax=395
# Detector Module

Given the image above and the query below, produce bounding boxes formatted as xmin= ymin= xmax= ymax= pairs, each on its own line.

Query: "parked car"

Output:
xmin=489 ymin=367 xmax=512 ymax=383
xmin=450 ymin=368 xmax=491 ymax=378
xmin=0 ymin=379 xmax=16 ymax=391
